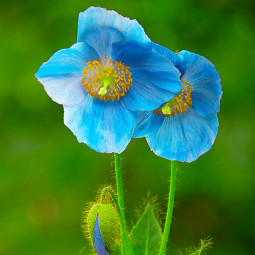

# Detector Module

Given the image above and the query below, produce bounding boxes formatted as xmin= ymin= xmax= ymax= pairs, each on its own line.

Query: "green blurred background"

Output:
xmin=0 ymin=0 xmax=254 ymax=254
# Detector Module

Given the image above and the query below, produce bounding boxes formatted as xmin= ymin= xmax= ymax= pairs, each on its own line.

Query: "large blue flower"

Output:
xmin=35 ymin=7 xmax=182 ymax=153
xmin=134 ymin=46 xmax=222 ymax=162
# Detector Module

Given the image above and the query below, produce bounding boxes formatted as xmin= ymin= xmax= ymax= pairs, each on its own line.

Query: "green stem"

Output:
xmin=114 ymin=154 xmax=126 ymax=222
xmin=101 ymin=187 xmax=118 ymax=208
xmin=159 ymin=161 xmax=177 ymax=255
xmin=114 ymin=153 xmax=133 ymax=255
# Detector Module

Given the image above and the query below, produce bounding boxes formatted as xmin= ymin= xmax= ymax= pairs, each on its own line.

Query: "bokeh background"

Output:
xmin=0 ymin=0 xmax=255 ymax=254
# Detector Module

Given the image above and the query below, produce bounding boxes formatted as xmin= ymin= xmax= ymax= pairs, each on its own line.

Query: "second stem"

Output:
xmin=159 ymin=161 xmax=177 ymax=255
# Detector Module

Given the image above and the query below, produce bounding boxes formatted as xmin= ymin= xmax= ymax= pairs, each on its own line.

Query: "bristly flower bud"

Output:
xmin=83 ymin=203 xmax=119 ymax=253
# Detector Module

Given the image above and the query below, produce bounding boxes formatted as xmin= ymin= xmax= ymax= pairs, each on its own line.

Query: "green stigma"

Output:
xmin=98 ymin=69 xmax=115 ymax=96
xmin=162 ymin=104 xmax=171 ymax=115
xmin=98 ymin=79 xmax=110 ymax=96
xmin=161 ymin=97 xmax=178 ymax=115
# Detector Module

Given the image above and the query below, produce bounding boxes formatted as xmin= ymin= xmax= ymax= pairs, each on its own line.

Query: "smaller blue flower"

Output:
xmin=35 ymin=7 xmax=182 ymax=153
xmin=134 ymin=46 xmax=222 ymax=162
xmin=94 ymin=214 xmax=109 ymax=255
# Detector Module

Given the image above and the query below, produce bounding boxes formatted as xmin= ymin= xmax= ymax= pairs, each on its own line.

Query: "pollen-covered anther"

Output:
xmin=153 ymin=79 xmax=193 ymax=118
xmin=81 ymin=58 xmax=132 ymax=102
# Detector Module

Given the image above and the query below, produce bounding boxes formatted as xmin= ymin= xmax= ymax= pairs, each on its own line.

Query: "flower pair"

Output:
xmin=35 ymin=7 xmax=222 ymax=162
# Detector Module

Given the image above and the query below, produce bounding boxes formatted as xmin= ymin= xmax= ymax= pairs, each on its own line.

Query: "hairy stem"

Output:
xmin=159 ymin=161 xmax=177 ymax=255
xmin=114 ymin=153 xmax=133 ymax=255
xmin=101 ymin=187 xmax=122 ymax=217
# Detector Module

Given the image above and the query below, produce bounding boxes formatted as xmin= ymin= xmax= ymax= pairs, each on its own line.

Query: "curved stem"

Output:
xmin=159 ymin=161 xmax=177 ymax=255
xmin=114 ymin=153 xmax=133 ymax=255
xmin=101 ymin=187 xmax=123 ymax=229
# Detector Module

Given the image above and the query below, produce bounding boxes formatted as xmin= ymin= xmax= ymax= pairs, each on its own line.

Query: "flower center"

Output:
xmin=153 ymin=80 xmax=193 ymax=118
xmin=81 ymin=58 xmax=132 ymax=102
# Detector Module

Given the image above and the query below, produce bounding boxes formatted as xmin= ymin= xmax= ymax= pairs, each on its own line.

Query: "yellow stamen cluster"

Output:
xmin=81 ymin=58 xmax=132 ymax=102
xmin=153 ymin=80 xmax=193 ymax=118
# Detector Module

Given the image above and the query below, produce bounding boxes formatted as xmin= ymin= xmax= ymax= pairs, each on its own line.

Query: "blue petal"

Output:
xmin=116 ymin=44 xmax=182 ymax=111
xmin=115 ymin=42 xmax=176 ymax=73
xmin=146 ymin=108 xmax=219 ymax=162
xmin=78 ymin=27 xmax=124 ymax=58
xmin=176 ymin=50 xmax=222 ymax=117
xmin=150 ymin=43 xmax=178 ymax=66
xmin=133 ymin=111 xmax=164 ymax=138
xmin=35 ymin=42 xmax=99 ymax=106
xmin=64 ymin=96 xmax=137 ymax=153
xmin=77 ymin=7 xmax=150 ymax=45
xmin=94 ymin=215 xmax=109 ymax=255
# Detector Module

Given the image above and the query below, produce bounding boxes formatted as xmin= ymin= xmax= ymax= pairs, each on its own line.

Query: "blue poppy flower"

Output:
xmin=134 ymin=46 xmax=222 ymax=162
xmin=35 ymin=7 xmax=182 ymax=153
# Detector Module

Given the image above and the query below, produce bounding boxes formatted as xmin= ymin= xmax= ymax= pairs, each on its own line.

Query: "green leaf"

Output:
xmin=129 ymin=203 xmax=163 ymax=255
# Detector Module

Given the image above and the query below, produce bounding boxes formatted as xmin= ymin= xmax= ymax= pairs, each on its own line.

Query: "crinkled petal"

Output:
xmin=94 ymin=215 xmax=109 ymax=255
xmin=64 ymin=96 xmax=137 ymax=153
xmin=176 ymin=50 xmax=222 ymax=117
xmin=77 ymin=7 xmax=150 ymax=45
xmin=150 ymin=43 xmax=178 ymax=65
xmin=146 ymin=108 xmax=219 ymax=162
xmin=115 ymin=42 xmax=176 ymax=73
xmin=35 ymin=42 xmax=99 ymax=106
xmin=115 ymin=43 xmax=182 ymax=111
xmin=78 ymin=27 xmax=124 ymax=58
xmin=133 ymin=111 xmax=164 ymax=138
